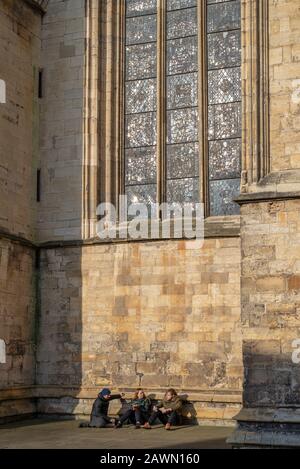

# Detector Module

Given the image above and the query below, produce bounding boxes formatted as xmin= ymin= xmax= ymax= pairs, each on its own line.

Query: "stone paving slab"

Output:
xmin=0 ymin=419 xmax=233 ymax=449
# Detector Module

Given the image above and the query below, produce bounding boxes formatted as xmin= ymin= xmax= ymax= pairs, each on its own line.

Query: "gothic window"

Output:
xmin=123 ymin=0 xmax=241 ymax=216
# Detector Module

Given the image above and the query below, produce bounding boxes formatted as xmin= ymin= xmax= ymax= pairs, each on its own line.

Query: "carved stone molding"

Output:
xmin=83 ymin=0 xmax=101 ymax=239
xmin=241 ymin=0 xmax=270 ymax=191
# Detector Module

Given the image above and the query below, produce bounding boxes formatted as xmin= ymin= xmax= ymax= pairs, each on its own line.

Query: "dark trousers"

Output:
xmin=89 ymin=415 xmax=112 ymax=428
xmin=148 ymin=410 xmax=181 ymax=426
xmin=119 ymin=408 xmax=148 ymax=425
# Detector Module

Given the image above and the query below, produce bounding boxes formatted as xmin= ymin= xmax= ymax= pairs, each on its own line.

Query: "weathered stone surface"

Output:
xmin=37 ymin=240 xmax=243 ymax=413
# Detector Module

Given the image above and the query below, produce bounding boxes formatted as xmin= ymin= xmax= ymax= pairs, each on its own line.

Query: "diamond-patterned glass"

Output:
xmin=167 ymin=36 xmax=198 ymax=75
xmin=207 ymin=1 xmax=241 ymax=33
xmin=208 ymin=31 xmax=241 ymax=70
xmin=125 ymin=147 xmax=157 ymax=185
xmin=167 ymin=8 xmax=197 ymax=40
xmin=167 ymin=108 xmax=198 ymax=144
xmin=125 ymin=113 xmax=157 ymax=148
xmin=167 ymin=143 xmax=199 ymax=179
xmin=208 ymin=68 xmax=241 ymax=104
xmin=209 ymin=139 xmax=241 ymax=180
xmin=126 ymin=184 xmax=157 ymax=211
xmin=208 ymin=102 xmax=241 ymax=140
xmin=126 ymin=15 xmax=157 ymax=45
xmin=207 ymin=0 xmax=241 ymax=215
xmin=126 ymin=79 xmax=157 ymax=114
xmin=126 ymin=0 xmax=157 ymax=17
xmin=167 ymin=73 xmax=198 ymax=110
xmin=167 ymin=178 xmax=199 ymax=204
xmin=167 ymin=0 xmax=196 ymax=10
xmin=209 ymin=179 xmax=240 ymax=216
xmin=126 ymin=43 xmax=157 ymax=80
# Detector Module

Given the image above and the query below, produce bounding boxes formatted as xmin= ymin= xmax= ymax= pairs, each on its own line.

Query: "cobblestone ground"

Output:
xmin=0 ymin=419 xmax=233 ymax=449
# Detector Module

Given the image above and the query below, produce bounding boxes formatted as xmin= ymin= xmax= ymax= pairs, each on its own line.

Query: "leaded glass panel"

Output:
xmin=209 ymin=179 xmax=240 ymax=216
xmin=167 ymin=73 xmax=198 ymax=109
xmin=126 ymin=112 xmax=157 ymax=148
xmin=208 ymin=68 xmax=241 ymax=104
xmin=126 ymin=15 xmax=157 ymax=45
xmin=126 ymin=79 xmax=157 ymax=114
xmin=126 ymin=0 xmax=157 ymax=17
xmin=208 ymin=31 xmax=241 ymax=70
xmin=208 ymin=102 xmax=241 ymax=141
xmin=167 ymin=108 xmax=198 ymax=144
xmin=167 ymin=178 xmax=199 ymax=204
xmin=167 ymin=0 xmax=197 ymax=10
xmin=209 ymin=139 xmax=241 ymax=180
xmin=207 ymin=1 xmax=241 ymax=33
xmin=126 ymin=184 xmax=157 ymax=210
xmin=207 ymin=0 xmax=241 ymax=216
xmin=207 ymin=0 xmax=232 ymax=4
xmin=167 ymin=8 xmax=197 ymax=39
xmin=167 ymin=143 xmax=199 ymax=179
xmin=123 ymin=0 xmax=242 ymax=217
xmin=125 ymin=147 xmax=157 ymax=185
xmin=167 ymin=36 xmax=198 ymax=75
xmin=126 ymin=43 xmax=157 ymax=80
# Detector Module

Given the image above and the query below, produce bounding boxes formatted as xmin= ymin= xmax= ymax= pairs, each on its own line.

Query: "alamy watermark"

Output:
xmin=96 ymin=196 xmax=204 ymax=243
xmin=0 ymin=79 xmax=6 ymax=104
xmin=292 ymin=339 xmax=300 ymax=364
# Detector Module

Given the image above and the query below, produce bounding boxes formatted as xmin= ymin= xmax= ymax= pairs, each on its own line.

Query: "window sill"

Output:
xmin=39 ymin=216 xmax=240 ymax=249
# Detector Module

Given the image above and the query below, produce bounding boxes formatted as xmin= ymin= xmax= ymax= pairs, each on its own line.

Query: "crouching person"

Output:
xmin=143 ymin=389 xmax=182 ymax=431
xmin=80 ymin=388 xmax=124 ymax=428
xmin=115 ymin=389 xmax=151 ymax=429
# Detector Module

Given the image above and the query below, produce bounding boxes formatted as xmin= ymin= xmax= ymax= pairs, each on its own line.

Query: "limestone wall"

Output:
xmin=0 ymin=239 xmax=36 ymax=419
xmin=37 ymin=239 xmax=243 ymax=422
xmin=38 ymin=0 xmax=86 ymax=242
xmin=241 ymin=199 xmax=300 ymax=407
xmin=0 ymin=0 xmax=41 ymax=240
xmin=269 ymin=0 xmax=300 ymax=172
xmin=0 ymin=0 xmax=41 ymax=420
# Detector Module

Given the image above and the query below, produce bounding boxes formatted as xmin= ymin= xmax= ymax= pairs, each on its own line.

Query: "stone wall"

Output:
xmin=37 ymin=238 xmax=243 ymax=423
xmin=38 ymin=0 xmax=86 ymax=242
xmin=230 ymin=199 xmax=300 ymax=446
xmin=241 ymin=200 xmax=300 ymax=408
xmin=269 ymin=0 xmax=300 ymax=172
xmin=0 ymin=239 xmax=37 ymax=420
xmin=0 ymin=0 xmax=41 ymax=420
xmin=0 ymin=0 xmax=41 ymax=239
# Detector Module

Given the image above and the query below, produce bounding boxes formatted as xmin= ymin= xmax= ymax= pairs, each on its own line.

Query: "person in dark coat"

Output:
xmin=80 ymin=388 xmax=124 ymax=428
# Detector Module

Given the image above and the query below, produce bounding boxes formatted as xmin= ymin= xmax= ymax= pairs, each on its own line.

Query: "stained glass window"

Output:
xmin=123 ymin=0 xmax=241 ymax=218
xmin=207 ymin=0 xmax=241 ymax=215
xmin=125 ymin=0 xmax=158 ymax=213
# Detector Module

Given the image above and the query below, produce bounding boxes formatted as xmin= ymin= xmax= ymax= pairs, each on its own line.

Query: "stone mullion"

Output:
xmin=157 ymin=0 xmax=167 ymax=214
xmin=115 ymin=0 xmax=126 ymax=218
xmin=241 ymin=0 xmax=270 ymax=190
xmin=83 ymin=0 xmax=100 ymax=238
xmin=257 ymin=0 xmax=270 ymax=181
xmin=197 ymin=0 xmax=209 ymax=216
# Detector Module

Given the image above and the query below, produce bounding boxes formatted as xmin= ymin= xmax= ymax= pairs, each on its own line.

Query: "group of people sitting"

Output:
xmin=80 ymin=387 xmax=183 ymax=431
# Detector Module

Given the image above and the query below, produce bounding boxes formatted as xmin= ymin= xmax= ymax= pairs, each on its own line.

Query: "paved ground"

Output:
xmin=0 ymin=419 xmax=233 ymax=449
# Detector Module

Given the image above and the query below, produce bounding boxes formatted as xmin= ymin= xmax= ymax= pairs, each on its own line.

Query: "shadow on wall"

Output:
xmin=243 ymin=343 xmax=300 ymax=407
xmin=36 ymin=246 xmax=83 ymax=417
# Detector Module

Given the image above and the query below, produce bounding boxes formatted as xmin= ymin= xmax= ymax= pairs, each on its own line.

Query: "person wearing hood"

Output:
xmin=80 ymin=388 xmax=124 ymax=428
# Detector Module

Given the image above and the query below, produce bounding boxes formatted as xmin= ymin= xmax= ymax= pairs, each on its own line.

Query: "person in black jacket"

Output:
xmin=80 ymin=388 xmax=124 ymax=428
